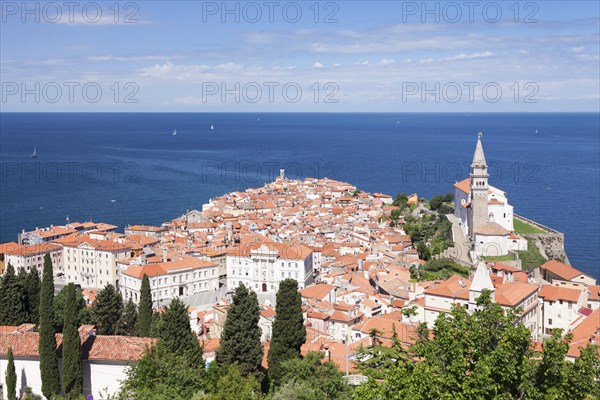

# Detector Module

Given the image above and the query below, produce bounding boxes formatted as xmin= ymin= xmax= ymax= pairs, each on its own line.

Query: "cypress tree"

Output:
xmin=136 ymin=274 xmax=153 ymax=337
xmin=6 ymin=347 xmax=16 ymax=400
xmin=216 ymin=284 xmax=263 ymax=377
xmin=0 ymin=263 xmax=27 ymax=325
xmin=25 ymin=268 xmax=41 ymax=324
xmin=119 ymin=298 xmax=138 ymax=336
xmin=61 ymin=283 xmax=83 ymax=399
xmin=268 ymin=279 xmax=306 ymax=386
xmin=92 ymin=284 xmax=124 ymax=335
xmin=158 ymin=298 xmax=202 ymax=367
xmin=53 ymin=285 xmax=89 ymax=333
xmin=39 ymin=253 xmax=60 ymax=397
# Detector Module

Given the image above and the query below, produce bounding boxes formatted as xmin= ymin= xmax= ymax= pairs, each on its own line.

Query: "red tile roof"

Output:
xmin=541 ymin=260 xmax=587 ymax=281
xmin=538 ymin=285 xmax=582 ymax=303
xmin=0 ymin=329 xmax=157 ymax=362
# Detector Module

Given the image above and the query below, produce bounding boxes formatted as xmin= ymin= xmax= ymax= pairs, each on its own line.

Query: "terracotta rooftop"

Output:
xmin=541 ymin=260 xmax=588 ymax=281
xmin=538 ymin=284 xmax=582 ymax=303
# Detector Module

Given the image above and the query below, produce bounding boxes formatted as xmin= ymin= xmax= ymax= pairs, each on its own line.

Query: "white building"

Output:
xmin=2 ymin=242 xmax=62 ymax=274
xmin=538 ymin=284 xmax=586 ymax=336
xmin=454 ymin=135 xmax=526 ymax=257
xmin=226 ymin=240 xmax=314 ymax=295
xmin=119 ymin=255 xmax=219 ymax=307
xmin=55 ymin=235 xmax=132 ymax=289
xmin=423 ymin=261 xmax=541 ymax=338
xmin=0 ymin=324 xmax=156 ymax=400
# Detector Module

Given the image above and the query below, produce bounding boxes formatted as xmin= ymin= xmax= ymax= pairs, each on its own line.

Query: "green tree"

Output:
xmin=194 ymin=364 xmax=263 ymax=400
xmin=118 ymin=298 xmax=138 ymax=336
xmin=157 ymin=298 xmax=202 ymax=367
xmin=277 ymin=351 xmax=351 ymax=400
xmin=92 ymin=284 xmax=124 ymax=335
xmin=39 ymin=253 xmax=60 ymax=398
xmin=0 ymin=263 xmax=27 ymax=325
xmin=61 ymin=283 xmax=83 ymax=399
xmin=355 ymin=326 xmax=408 ymax=379
xmin=352 ymin=376 xmax=383 ymax=400
xmin=6 ymin=347 xmax=17 ymax=400
xmin=216 ymin=284 xmax=263 ymax=377
xmin=535 ymin=329 xmax=572 ymax=397
xmin=392 ymin=193 xmax=409 ymax=210
xmin=268 ymin=279 xmax=306 ymax=386
xmin=25 ymin=268 xmax=41 ymax=324
xmin=353 ymin=290 xmax=535 ymax=399
xmin=119 ymin=343 xmax=204 ymax=400
xmin=568 ymin=343 xmax=600 ymax=400
xmin=416 ymin=241 xmax=430 ymax=261
xmin=136 ymin=274 xmax=153 ymax=337
xmin=53 ymin=284 xmax=90 ymax=333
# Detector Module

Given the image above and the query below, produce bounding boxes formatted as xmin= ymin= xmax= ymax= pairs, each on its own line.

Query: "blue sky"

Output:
xmin=1 ymin=0 xmax=599 ymax=111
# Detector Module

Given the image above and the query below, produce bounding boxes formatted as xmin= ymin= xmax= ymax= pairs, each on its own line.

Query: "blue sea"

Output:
xmin=1 ymin=113 xmax=598 ymax=278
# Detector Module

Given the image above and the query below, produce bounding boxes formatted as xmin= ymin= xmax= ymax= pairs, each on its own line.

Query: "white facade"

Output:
xmin=0 ymin=355 xmax=138 ymax=399
xmin=3 ymin=243 xmax=62 ymax=274
xmin=455 ymin=182 xmax=515 ymax=238
xmin=61 ymin=240 xmax=131 ymax=289
xmin=474 ymin=232 xmax=509 ymax=257
xmin=226 ymin=242 xmax=314 ymax=294
xmin=540 ymin=286 xmax=585 ymax=336
xmin=120 ymin=259 xmax=220 ymax=308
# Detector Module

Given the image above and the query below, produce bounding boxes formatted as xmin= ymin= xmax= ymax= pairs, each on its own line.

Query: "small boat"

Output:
xmin=210 ymin=125 xmax=214 ymax=130
xmin=31 ymin=146 xmax=38 ymax=158
xmin=111 ymin=199 xmax=117 ymax=203
xmin=172 ymin=129 xmax=177 ymax=136
xmin=535 ymin=129 xmax=538 ymax=134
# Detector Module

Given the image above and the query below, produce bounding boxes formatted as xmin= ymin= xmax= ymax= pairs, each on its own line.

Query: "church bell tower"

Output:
xmin=468 ymin=132 xmax=489 ymax=240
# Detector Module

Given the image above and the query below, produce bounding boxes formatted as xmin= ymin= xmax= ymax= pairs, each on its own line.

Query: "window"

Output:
xmin=559 ymin=300 xmax=563 ymax=305
xmin=548 ymin=318 xmax=553 ymax=325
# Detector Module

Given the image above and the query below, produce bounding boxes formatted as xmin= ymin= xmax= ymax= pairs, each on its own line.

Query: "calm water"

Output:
xmin=1 ymin=113 xmax=598 ymax=278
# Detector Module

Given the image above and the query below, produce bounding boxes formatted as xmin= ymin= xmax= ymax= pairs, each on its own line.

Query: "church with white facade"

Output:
xmin=454 ymin=134 xmax=527 ymax=258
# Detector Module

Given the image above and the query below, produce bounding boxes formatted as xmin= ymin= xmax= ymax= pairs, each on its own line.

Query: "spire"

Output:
xmin=470 ymin=260 xmax=494 ymax=293
xmin=472 ymin=132 xmax=487 ymax=167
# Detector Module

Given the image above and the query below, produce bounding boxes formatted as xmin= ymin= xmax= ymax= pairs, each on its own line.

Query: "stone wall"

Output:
xmin=514 ymin=214 xmax=571 ymax=266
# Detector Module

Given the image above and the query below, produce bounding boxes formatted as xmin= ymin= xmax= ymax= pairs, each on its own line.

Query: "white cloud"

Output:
xmin=572 ymin=46 xmax=585 ymax=53
xmin=440 ymin=51 xmax=494 ymax=62
xmin=379 ymin=58 xmax=396 ymax=65
xmin=312 ymin=62 xmax=324 ymax=68
xmin=88 ymin=54 xmax=184 ymax=62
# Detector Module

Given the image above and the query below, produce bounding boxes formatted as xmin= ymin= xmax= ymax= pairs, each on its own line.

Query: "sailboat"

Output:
xmin=31 ymin=146 xmax=38 ymax=158
xmin=210 ymin=125 xmax=214 ymax=131
xmin=172 ymin=129 xmax=177 ymax=136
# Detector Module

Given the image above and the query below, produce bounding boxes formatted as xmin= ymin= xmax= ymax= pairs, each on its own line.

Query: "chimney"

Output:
xmin=162 ymin=248 xmax=167 ymax=263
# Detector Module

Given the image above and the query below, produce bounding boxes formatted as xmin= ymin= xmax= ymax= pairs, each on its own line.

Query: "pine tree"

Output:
xmin=158 ymin=298 xmax=202 ymax=367
xmin=6 ymin=347 xmax=17 ymax=400
xmin=25 ymin=268 xmax=41 ymax=324
xmin=0 ymin=263 xmax=27 ymax=325
xmin=216 ymin=284 xmax=263 ymax=377
xmin=136 ymin=274 xmax=153 ymax=337
xmin=39 ymin=253 xmax=60 ymax=397
xmin=268 ymin=279 xmax=306 ymax=386
xmin=92 ymin=284 xmax=124 ymax=335
xmin=118 ymin=298 xmax=138 ymax=336
xmin=61 ymin=283 xmax=83 ymax=399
